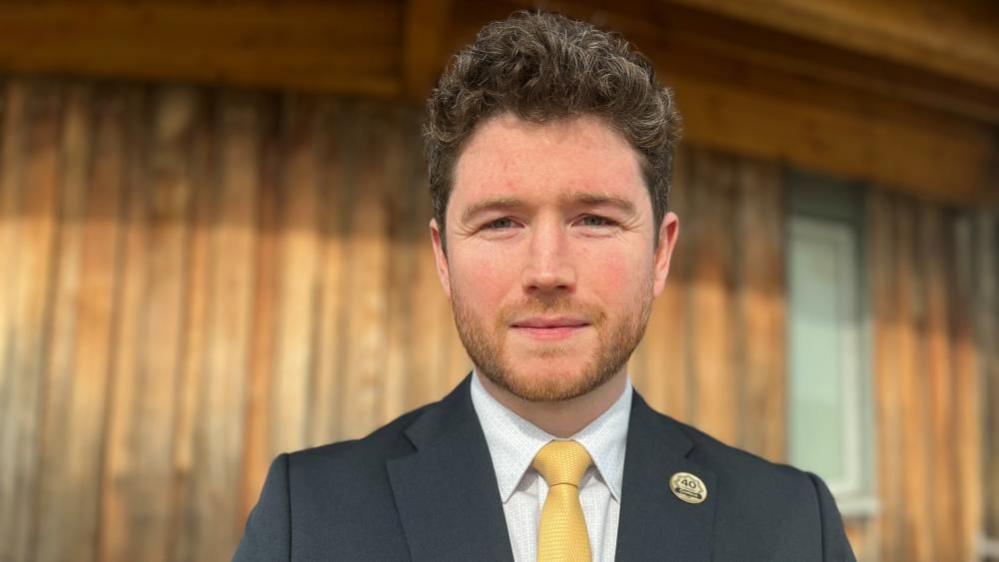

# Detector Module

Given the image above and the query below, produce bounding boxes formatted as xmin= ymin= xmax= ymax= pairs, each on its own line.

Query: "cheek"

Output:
xmin=581 ymin=246 xmax=649 ymax=303
xmin=451 ymin=247 xmax=518 ymax=300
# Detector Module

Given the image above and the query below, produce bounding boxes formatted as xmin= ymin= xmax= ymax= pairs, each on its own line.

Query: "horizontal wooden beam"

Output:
xmin=0 ymin=0 xmax=994 ymax=205
xmin=662 ymin=0 xmax=999 ymax=92
xmin=0 ymin=2 xmax=403 ymax=96
xmin=403 ymin=0 xmax=453 ymax=99
xmin=449 ymin=4 xmax=998 ymax=205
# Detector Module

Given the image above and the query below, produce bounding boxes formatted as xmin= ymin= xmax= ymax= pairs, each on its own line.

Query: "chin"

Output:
xmin=490 ymin=357 xmax=616 ymax=403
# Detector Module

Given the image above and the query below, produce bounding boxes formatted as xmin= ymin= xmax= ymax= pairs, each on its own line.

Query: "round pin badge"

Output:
xmin=669 ymin=472 xmax=707 ymax=504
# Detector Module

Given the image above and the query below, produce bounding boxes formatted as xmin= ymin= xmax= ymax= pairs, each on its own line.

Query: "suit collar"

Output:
xmin=469 ymin=370 xmax=633 ymax=504
xmin=387 ymin=376 xmax=717 ymax=562
xmin=387 ymin=375 xmax=515 ymax=562
xmin=615 ymin=392 xmax=717 ymax=562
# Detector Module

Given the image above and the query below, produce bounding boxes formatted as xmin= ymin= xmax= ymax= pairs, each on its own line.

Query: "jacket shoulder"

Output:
xmin=287 ymin=401 xmax=430 ymax=474
xmin=664 ymin=416 xmax=855 ymax=560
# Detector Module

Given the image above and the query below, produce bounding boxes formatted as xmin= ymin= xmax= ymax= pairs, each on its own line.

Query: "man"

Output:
xmin=234 ymin=10 xmax=855 ymax=562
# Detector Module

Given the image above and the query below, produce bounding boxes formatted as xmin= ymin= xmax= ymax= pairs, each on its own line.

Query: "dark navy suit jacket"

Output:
xmin=233 ymin=375 xmax=856 ymax=561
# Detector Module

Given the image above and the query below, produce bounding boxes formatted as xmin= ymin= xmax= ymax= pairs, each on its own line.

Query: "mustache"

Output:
xmin=498 ymin=297 xmax=606 ymax=325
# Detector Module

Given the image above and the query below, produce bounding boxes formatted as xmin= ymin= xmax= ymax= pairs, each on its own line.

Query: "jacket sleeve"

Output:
xmin=807 ymin=472 xmax=857 ymax=562
xmin=233 ymin=453 xmax=291 ymax=562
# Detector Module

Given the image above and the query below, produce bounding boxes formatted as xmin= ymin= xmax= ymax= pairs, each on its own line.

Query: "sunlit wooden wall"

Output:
xmin=0 ymin=76 xmax=995 ymax=562
xmin=866 ymin=192 xmax=992 ymax=562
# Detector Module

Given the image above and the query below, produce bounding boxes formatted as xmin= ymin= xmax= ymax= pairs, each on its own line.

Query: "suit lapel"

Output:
xmin=615 ymin=392 xmax=717 ymax=562
xmin=387 ymin=376 xmax=515 ymax=562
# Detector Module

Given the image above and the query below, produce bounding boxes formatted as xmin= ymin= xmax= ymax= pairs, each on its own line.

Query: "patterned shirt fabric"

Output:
xmin=469 ymin=371 xmax=633 ymax=562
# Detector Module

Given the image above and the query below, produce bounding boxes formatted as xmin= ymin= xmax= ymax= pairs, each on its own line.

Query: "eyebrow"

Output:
xmin=459 ymin=192 xmax=638 ymax=224
xmin=459 ymin=197 xmax=526 ymax=224
xmin=561 ymin=192 xmax=637 ymax=216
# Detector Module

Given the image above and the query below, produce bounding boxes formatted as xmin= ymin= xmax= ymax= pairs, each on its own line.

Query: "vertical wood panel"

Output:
xmin=870 ymin=190 xmax=903 ymax=561
xmin=101 ymin=86 xmax=191 ymax=562
xmin=145 ymin=87 xmax=197 ymax=562
xmin=239 ymin=91 xmax=279 ymax=523
xmin=406 ymin=138 xmax=454 ymax=409
xmin=954 ymin=211 xmax=985 ymax=562
xmin=920 ymin=203 xmax=958 ymax=559
xmin=0 ymin=79 xmax=28 ymax=560
xmin=182 ymin=91 xmax=261 ymax=561
xmin=99 ymin=87 xmax=151 ymax=562
xmin=895 ymin=198 xmax=935 ymax=562
xmin=308 ymin=100 xmax=348 ymax=445
xmin=979 ymin=211 xmax=998 ymax=562
xmin=734 ymin=159 xmax=784 ymax=460
xmin=271 ymin=94 xmax=321 ymax=451
xmin=686 ymin=150 xmax=738 ymax=444
xmin=867 ymin=190 xmax=992 ymax=562
xmin=35 ymin=84 xmax=114 ymax=562
xmin=33 ymin=83 xmax=92 ymax=562
xmin=0 ymin=79 xmax=62 ymax=562
xmin=380 ymin=107 xmax=413 ymax=425
xmin=633 ymin=147 xmax=692 ymax=421
xmin=169 ymin=89 xmax=215 ymax=562
xmin=339 ymin=102 xmax=390 ymax=440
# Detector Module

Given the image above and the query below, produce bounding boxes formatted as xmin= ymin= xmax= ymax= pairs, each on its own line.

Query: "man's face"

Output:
xmin=430 ymin=113 xmax=679 ymax=402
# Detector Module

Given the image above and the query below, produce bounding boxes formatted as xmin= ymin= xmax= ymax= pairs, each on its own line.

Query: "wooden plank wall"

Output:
xmin=868 ymin=191 xmax=993 ymax=562
xmin=0 ymin=75 xmax=994 ymax=562
xmin=983 ymin=210 xmax=999 ymax=562
xmin=0 ymin=76 xmax=470 ymax=562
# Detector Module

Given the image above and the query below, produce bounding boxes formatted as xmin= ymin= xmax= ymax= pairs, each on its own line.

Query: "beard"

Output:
xmin=450 ymin=285 xmax=653 ymax=403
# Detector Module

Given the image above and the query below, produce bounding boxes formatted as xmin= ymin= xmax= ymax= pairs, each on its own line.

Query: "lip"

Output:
xmin=510 ymin=317 xmax=590 ymax=341
xmin=511 ymin=316 xmax=590 ymax=328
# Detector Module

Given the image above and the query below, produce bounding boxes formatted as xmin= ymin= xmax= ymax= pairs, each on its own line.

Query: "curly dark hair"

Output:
xmin=424 ymin=10 xmax=681 ymax=251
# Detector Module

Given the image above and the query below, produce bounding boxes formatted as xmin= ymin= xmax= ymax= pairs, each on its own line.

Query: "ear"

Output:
xmin=652 ymin=211 xmax=680 ymax=298
xmin=429 ymin=218 xmax=452 ymax=298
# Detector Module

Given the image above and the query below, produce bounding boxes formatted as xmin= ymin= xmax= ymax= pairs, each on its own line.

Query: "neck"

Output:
xmin=476 ymin=370 xmax=629 ymax=438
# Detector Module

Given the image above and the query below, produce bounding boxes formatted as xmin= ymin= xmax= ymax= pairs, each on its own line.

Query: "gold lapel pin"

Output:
xmin=669 ymin=472 xmax=707 ymax=504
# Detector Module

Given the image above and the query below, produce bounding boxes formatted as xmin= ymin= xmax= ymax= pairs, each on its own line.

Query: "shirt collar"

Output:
xmin=469 ymin=370 xmax=632 ymax=503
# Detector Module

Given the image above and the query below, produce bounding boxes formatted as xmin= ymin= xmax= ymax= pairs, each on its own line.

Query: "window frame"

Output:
xmin=785 ymin=171 xmax=879 ymax=517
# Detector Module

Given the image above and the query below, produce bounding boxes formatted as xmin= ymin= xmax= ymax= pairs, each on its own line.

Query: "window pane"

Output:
xmin=788 ymin=217 xmax=861 ymax=492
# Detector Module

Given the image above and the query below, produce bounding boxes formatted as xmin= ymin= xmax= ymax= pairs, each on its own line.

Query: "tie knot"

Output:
xmin=532 ymin=440 xmax=592 ymax=487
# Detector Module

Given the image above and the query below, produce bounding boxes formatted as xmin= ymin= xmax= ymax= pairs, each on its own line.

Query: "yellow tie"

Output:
xmin=533 ymin=440 xmax=593 ymax=562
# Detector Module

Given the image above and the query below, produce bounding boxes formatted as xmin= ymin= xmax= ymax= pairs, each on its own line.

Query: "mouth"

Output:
xmin=509 ymin=317 xmax=591 ymax=341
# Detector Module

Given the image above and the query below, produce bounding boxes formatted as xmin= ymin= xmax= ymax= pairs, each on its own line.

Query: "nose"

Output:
xmin=520 ymin=219 xmax=576 ymax=295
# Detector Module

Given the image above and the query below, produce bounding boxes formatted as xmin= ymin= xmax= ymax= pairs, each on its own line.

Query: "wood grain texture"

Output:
xmin=35 ymin=83 xmax=116 ymax=562
xmin=100 ymin=86 xmax=182 ymax=562
xmin=865 ymin=189 xmax=994 ymax=562
xmin=920 ymin=203 xmax=957 ymax=559
xmin=0 ymin=78 xmax=28 ymax=561
xmin=0 ymin=2 xmax=403 ymax=97
xmin=339 ymin=102 xmax=391 ymax=440
xmin=895 ymin=198 xmax=935 ymax=562
xmin=183 ymin=91 xmax=261 ymax=561
xmin=685 ymin=149 xmax=738 ymax=445
xmin=663 ymin=0 xmax=999 ymax=90
xmin=403 ymin=0 xmax=454 ymax=99
xmin=634 ymin=146 xmax=692 ymax=422
xmin=0 ymin=1 xmax=993 ymax=204
xmin=169 ymin=91 xmax=215 ymax=562
xmin=0 ymin=79 xmax=62 ymax=562
xmin=869 ymin=190 xmax=904 ymax=561
xmin=953 ymin=211 xmax=986 ymax=562
xmin=0 ymin=75 xmax=993 ymax=562
xmin=978 ymin=211 xmax=998 ymax=560
xmin=733 ymin=158 xmax=784 ymax=460
xmin=271 ymin=94 xmax=322 ymax=452
xmin=307 ymin=100 xmax=349 ymax=447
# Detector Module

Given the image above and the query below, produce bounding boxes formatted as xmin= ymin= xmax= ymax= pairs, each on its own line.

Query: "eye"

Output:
xmin=578 ymin=215 xmax=616 ymax=227
xmin=482 ymin=217 xmax=516 ymax=230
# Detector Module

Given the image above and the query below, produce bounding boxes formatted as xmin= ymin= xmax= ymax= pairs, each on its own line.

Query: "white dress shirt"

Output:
xmin=469 ymin=371 xmax=633 ymax=562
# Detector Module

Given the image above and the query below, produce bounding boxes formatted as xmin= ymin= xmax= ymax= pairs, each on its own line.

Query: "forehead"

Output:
xmin=450 ymin=113 xmax=647 ymax=211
